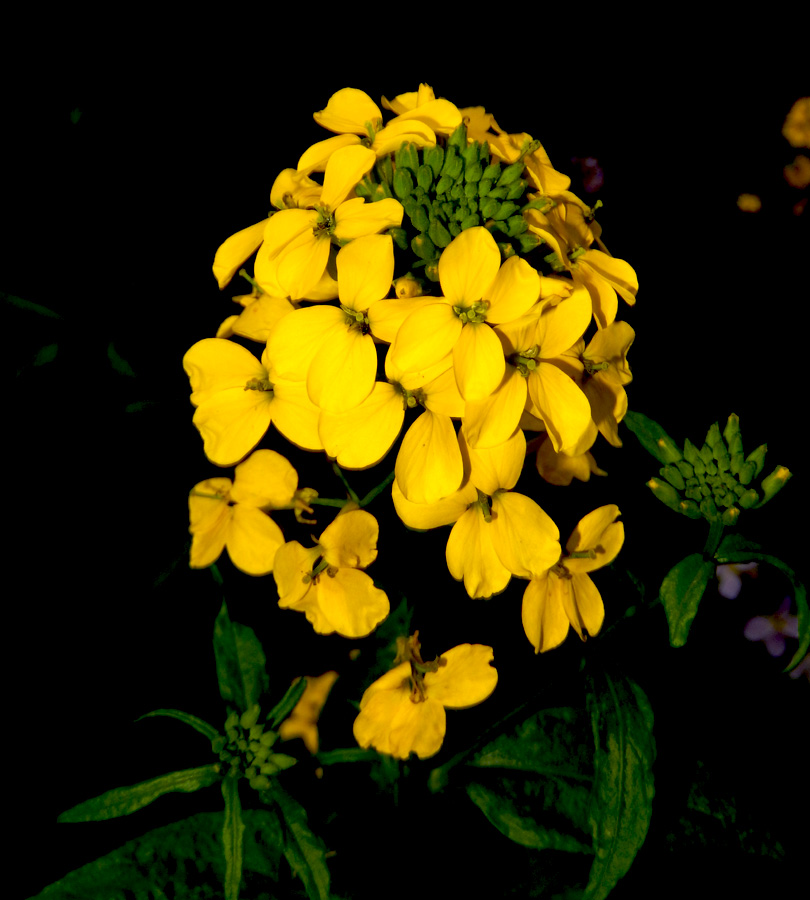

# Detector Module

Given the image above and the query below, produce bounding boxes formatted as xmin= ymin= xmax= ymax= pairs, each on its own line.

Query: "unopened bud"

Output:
xmin=679 ymin=499 xmax=703 ymax=519
xmin=395 ymin=141 xmax=420 ymax=172
xmin=660 ymin=465 xmax=686 ymax=491
xmin=648 ymin=477 xmax=682 ymax=511
xmin=705 ymin=422 xmax=723 ymax=450
xmin=723 ymin=413 xmax=741 ymax=448
xmin=745 ymin=443 xmax=768 ymax=479
xmin=240 ymin=704 xmax=261 ymax=731
xmin=758 ymin=466 xmax=791 ymax=506
xmin=738 ymin=488 xmax=760 ymax=509
xmin=699 ymin=496 xmax=719 ymax=520
xmin=683 ymin=438 xmax=701 ymax=466
xmin=721 ymin=506 xmax=741 ymax=526
xmin=423 ymin=145 xmax=445 ymax=180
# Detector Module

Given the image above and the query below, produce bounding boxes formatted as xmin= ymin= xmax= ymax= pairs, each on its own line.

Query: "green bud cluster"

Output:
xmin=355 ymin=123 xmax=543 ymax=281
xmin=647 ymin=413 xmax=792 ymax=524
xmin=213 ymin=703 xmax=296 ymax=791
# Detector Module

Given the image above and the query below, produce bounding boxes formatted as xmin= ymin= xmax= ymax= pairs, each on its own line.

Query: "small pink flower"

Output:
xmin=716 ymin=562 xmax=758 ymax=599
xmin=743 ymin=597 xmax=799 ymax=657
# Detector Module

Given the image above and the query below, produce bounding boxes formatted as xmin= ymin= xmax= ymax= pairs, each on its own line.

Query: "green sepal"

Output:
xmin=221 ymin=774 xmax=245 ymax=900
xmin=429 ymin=218 xmax=453 ymax=248
xmin=393 ymin=167 xmax=414 ymax=200
xmin=623 ymin=410 xmax=683 ymax=463
xmin=699 ymin=496 xmax=719 ymax=519
xmin=583 ymin=670 xmax=655 ymax=900
xmin=659 ymin=465 xmax=685 ymax=491
xmin=435 ymin=173 xmax=454 ymax=195
xmin=58 ymin=764 xmax=222 ymax=822
xmin=493 ymin=200 xmax=520 ymax=221
xmin=423 ymin=144 xmax=444 ymax=179
xmin=480 ymin=196 xmax=499 ymax=219
xmin=659 ymin=553 xmax=716 ymax=647
xmin=699 ymin=442 xmax=713 ymax=465
xmin=240 ymin=703 xmax=261 ymax=730
xmin=647 ymin=477 xmax=682 ymax=511
xmin=679 ymin=499 xmax=703 ymax=520
xmin=675 ymin=459 xmax=694 ymax=479
xmin=394 ymin=141 xmax=419 ymax=172
xmin=738 ymin=488 xmax=760 ymax=509
xmin=683 ymin=437 xmax=701 ymax=466
xmin=756 ymin=465 xmax=791 ymax=506
xmin=137 ymin=708 xmax=222 ymax=743
xmin=214 ymin=602 xmax=269 ymax=713
xmin=266 ymin=677 xmax=308 ymax=730
xmin=723 ymin=413 xmax=741 ymax=447
xmin=460 ymin=213 xmax=480 ymax=230
xmin=260 ymin=753 xmax=298 ymax=775
xmin=497 ymin=161 xmax=525 ymax=187
xmin=505 ymin=178 xmax=527 ymax=200
xmin=410 ymin=203 xmax=430 ymax=232
xmin=375 ymin=154 xmax=394 ymax=186
xmin=745 ymin=443 xmax=768 ymax=478
xmin=705 ymin=421 xmax=723 ymax=450
xmin=416 ymin=163 xmax=434 ymax=192
xmin=518 ymin=232 xmax=543 ymax=253
xmin=721 ymin=505 xmax=740 ymax=526
xmin=737 ymin=460 xmax=756 ymax=485
xmin=447 ymin=122 xmax=467 ymax=151
xmin=482 ymin=161 xmax=501 ymax=181
xmin=411 ymin=232 xmax=436 ymax=260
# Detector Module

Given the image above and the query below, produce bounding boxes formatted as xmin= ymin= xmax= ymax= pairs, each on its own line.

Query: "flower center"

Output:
xmin=394 ymin=632 xmax=446 ymax=703
xmin=510 ymin=344 xmax=539 ymax=377
xmin=244 ymin=375 xmax=274 ymax=394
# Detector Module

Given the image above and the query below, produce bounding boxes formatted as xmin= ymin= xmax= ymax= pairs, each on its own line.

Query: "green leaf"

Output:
xmin=659 ymin=552 xmax=716 ymax=647
xmin=137 ymin=708 xmax=221 ymax=743
xmin=266 ymin=677 xmax=308 ymax=730
xmin=32 ymin=809 xmax=283 ymax=899
xmin=221 ymin=776 xmax=244 ymax=900
xmin=583 ymin=670 xmax=655 ymax=900
xmin=623 ymin=410 xmax=683 ymax=464
xmin=2 ymin=289 xmax=62 ymax=319
xmin=465 ymin=706 xmax=594 ymax=853
xmin=34 ymin=343 xmax=59 ymax=366
xmin=213 ymin=601 xmax=269 ymax=712
xmin=57 ymin=765 xmax=221 ymax=822
xmin=268 ymin=782 xmax=332 ymax=900
xmin=107 ymin=341 xmax=136 ymax=376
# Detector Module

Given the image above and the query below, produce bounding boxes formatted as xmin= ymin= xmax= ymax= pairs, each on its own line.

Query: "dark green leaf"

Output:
xmin=465 ymin=706 xmax=594 ymax=853
xmin=31 ymin=809 xmax=283 ymax=899
xmin=584 ymin=670 xmax=655 ymax=900
xmin=221 ymin=776 xmax=244 ymax=900
xmin=2 ymin=290 xmax=62 ymax=318
xmin=213 ymin=601 xmax=269 ymax=711
xmin=266 ymin=678 xmax=308 ymax=730
xmin=107 ymin=342 xmax=136 ymax=377
xmin=660 ymin=552 xmax=716 ymax=647
xmin=623 ymin=410 xmax=683 ymax=464
xmin=268 ymin=782 xmax=332 ymax=900
xmin=137 ymin=708 xmax=221 ymax=743
xmin=57 ymin=765 xmax=221 ymax=822
xmin=34 ymin=343 xmax=58 ymax=366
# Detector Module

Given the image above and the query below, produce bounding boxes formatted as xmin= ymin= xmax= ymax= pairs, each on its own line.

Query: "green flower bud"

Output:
xmin=245 ymin=765 xmax=257 ymax=779
xmin=464 ymin=181 xmax=478 ymax=200
xmin=262 ymin=753 xmax=297 ymax=773
xmin=480 ymin=197 xmax=499 ymax=219
xmin=461 ymin=142 xmax=480 ymax=167
xmin=411 ymin=233 xmax=436 ymax=260
xmin=660 ymin=465 xmax=686 ymax=491
xmin=683 ymin=438 xmax=702 ymax=465
xmin=375 ymin=155 xmax=394 ymax=186
xmin=700 ymin=483 xmax=711 ymax=498
xmin=240 ymin=704 xmax=261 ymax=730
xmin=460 ymin=213 xmax=480 ymax=230
xmin=675 ymin=459 xmax=695 ymax=479
xmin=738 ymin=488 xmax=760 ymax=509
xmin=713 ymin=441 xmax=730 ymax=471
xmin=393 ymin=167 xmax=414 ymax=200
xmin=488 ymin=186 xmax=508 ymax=200
xmin=260 ymin=731 xmax=277 ymax=747
xmin=389 ymin=226 xmax=408 ymax=250
xmin=482 ymin=162 xmax=501 ymax=181
xmin=253 ymin=747 xmax=269 ymax=764
xmin=249 ymin=740 xmax=263 ymax=754
xmin=478 ymin=178 xmax=493 ymax=197
xmin=505 ymin=179 xmax=526 ymax=201
xmin=722 ymin=506 xmax=740 ymax=526
xmin=721 ymin=473 xmax=737 ymax=490
xmin=465 ymin=161 xmax=483 ymax=184
xmin=679 ymin=499 xmax=703 ymax=519
xmin=416 ymin=164 xmax=434 ymax=192
xmin=411 ymin=204 xmax=430 ymax=233
xmin=699 ymin=442 xmax=713 ymax=465
xmin=423 ymin=145 xmax=444 ymax=179
xmin=705 ymin=421 xmax=723 ymax=450
xmin=737 ymin=460 xmax=756 ymax=485
xmin=211 ymin=735 xmax=227 ymax=754
xmin=449 ymin=221 xmax=461 ymax=237
xmin=494 ymin=201 xmax=520 ymax=221
xmin=648 ymin=477 xmax=682 ymax=511
xmin=225 ymin=711 xmax=240 ymax=731
xmin=395 ymin=142 xmax=420 ymax=172
xmin=450 ymin=182 xmax=464 ymax=201
xmin=249 ymin=774 xmax=271 ymax=791
xmin=745 ymin=443 xmax=768 ymax=478
xmin=699 ymin=496 xmax=719 ymax=520
xmin=436 ymin=173 xmax=453 ymax=195
xmin=497 ymin=161 xmax=525 ymax=187
xmin=504 ymin=215 xmax=527 ymax=237
xmin=723 ymin=413 xmax=741 ymax=447
xmin=446 ymin=154 xmax=463 ymax=181
xmin=448 ymin=122 xmax=467 ymax=151
xmin=429 ymin=219 xmax=452 ymax=248
xmin=758 ymin=466 xmax=791 ymax=506
xmin=237 ymin=738 xmax=248 ymax=751
xmin=518 ymin=233 xmax=542 ymax=253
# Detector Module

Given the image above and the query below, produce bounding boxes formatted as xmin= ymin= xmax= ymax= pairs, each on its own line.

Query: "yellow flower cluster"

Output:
xmin=184 ymin=84 xmax=637 ymax=758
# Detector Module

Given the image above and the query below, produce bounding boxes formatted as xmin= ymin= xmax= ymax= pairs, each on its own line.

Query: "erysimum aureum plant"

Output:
xmin=40 ymin=83 xmax=805 ymax=900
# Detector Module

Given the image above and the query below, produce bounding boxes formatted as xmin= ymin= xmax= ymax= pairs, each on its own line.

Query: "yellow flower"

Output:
xmin=353 ymin=635 xmax=497 ymax=760
xmin=390 ymin=227 xmax=541 ymax=401
xmin=274 ymin=508 xmax=389 ymax=638
xmin=782 ymin=97 xmax=810 ymax=148
xmin=582 ymin=321 xmax=635 ymax=447
xmin=279 ymin=672 xmax=339 ymax=755
xmin=183 ymin=337 xmax=323 ymax=466
xmin=534 ymin=435 xmax=606 ymax=486
xmin=188 ymin=449 xmax=299 ymax=575
xmin=257 ymin=145 xmax=403 ymax=300
xmin=736 ymin=193 xmax=762 ymax=213
xmin=522 ymin=505 xmax=624 ymax=653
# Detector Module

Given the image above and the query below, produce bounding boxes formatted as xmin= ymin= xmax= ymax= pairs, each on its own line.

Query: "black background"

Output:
xmin=7 ymin=37 xmax=807 ymax=899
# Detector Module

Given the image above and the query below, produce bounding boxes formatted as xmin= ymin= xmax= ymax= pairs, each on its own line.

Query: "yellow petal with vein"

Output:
xmin=321 ymin=145 xmax=376 ymax=210
xmin=452 ymin=321 xmax=505 ymax=401
xmin=485 ymin=255 xmax=541 ymax=324
xmin=319 ymin=508 xmax=379 ymax=570
xmin=438 ymin=227 xmax=500 ymax=305
xmin=522 ymin=577 xmax=570 ymax=653
xmin=313 ymin=88 xmax=382 ymax=136
xmin=445 ymin=507 xmax=511 ymax=599
xmin=227 ymin=506 xmax=285 ymax=576
xmin=230 ymin=449 xmax=298 ymax=509
xmin=270 ymin=380 xmax=324 ymax=451
xmin=212 ymin=219 xmax=267 ymax=289
xmin=313 ymin=567 xmax=390 ymax=637
xmin=319 ymin=383 xmax=405 ymax=469
xmin=424 ymin=644 xmax=497 ymax=708
xmin=337 ymin=234 xmax=394 ymax=311
xmin=332 ymin=196 xmax=404 ymax=241
xmin=395 ymin=410 xmax=463 ymax=504
xmin=490 ymin=491 xmax=560 ymax=578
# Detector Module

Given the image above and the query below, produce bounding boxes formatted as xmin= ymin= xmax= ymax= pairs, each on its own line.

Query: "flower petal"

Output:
xmin=424 ymin=644 xmax=497 ymax=708
xmin=354 ymin=690 xmax=446 ymax=759
xmin=446 ymin=506 xmax=511 ymax=599
xmin=337 ymin=234 xmax=394 ymax=311
xmin=452 ymin=321 xmax=505 ymax=401
xmin=395 ymin=409 xmax=464 ymax=504
xmin=270 ymin=380 xmax=324 ymax=451
xmin=490 ymin=491 xmax=561 ymax=578
xmin=313 ymin=88 xmax=382 ymax=136
xmin=485 ymin=255 xmax=541 ymax=324
xmin=522 ymin=576 xmax=571 ymax=653
xmin=564 ymin=505 xmax=624 ymax=574
xmin=321 ymin=145 xmax=377 ymax=210
xmin=392 ymin=476 xmax=476 ymax=531
xmin=438 ymin=227 xmax=501 ymax=306
xmin=319 ymin=508 xmax=379 ymax=570
xmin=227 ymin=506 xmax=285 ymax=576
xmin=212 ymin=219 xmax=268 ymax=290
xmin=313 ymin=567 xmax=390 ymax=637
xmin=561 ymin=573 xmax=605 ymax=640
xmin=230 ymin=449 xmax=298 ymax=509
xmin=332 ymin=196 xmax=404 ymax=242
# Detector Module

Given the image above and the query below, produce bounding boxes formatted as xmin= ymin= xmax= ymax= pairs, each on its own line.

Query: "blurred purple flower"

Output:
xmin=716 ymin=562 xmax=758 ymax=599
xmin=743 ymin=597 xmax=799 ymax=657
xmin=788 ymin=653 xmax=810 ymax=681
xmin=570 ymin=156 xmax=604 ymax=193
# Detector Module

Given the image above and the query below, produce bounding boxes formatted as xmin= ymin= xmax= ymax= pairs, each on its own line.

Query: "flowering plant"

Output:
xmin=29 ymin=83 xmax=807 ymax=900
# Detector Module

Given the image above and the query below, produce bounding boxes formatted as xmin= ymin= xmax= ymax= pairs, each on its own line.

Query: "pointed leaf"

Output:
xmin=222 ymin=776 xmax=245 ymax=900
xmin=465 ymin=706 xmax=594 ymax=853
xmin=137 ymin=708 xmax=222 ymax=743
xmin=269 ymin=782 xmax=332 ymax=900
xmin=266 ymin=677 xmax=308 ymax=730
xmin=584 ymin=670 xmax=655 ymax=900
xmin=214 ymin=601 xmax=269 ymax=711
xmin=57 ymin=765 xmax=221 ymax=822
xmin=660 ymin=552 xmax=716 ymax=647
xmin=33 ymin=809 xmax=283 ymax=899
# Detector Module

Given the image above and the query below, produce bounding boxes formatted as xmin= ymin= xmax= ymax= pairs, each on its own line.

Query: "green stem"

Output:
xmin=703 ymin=517 xmax=725 ymax=557
xmin=309 ymin=498 xmax=345 ymax=508
xmin=332 ymin=463 xmax=360 ymax=504
xmin=359 ymin=471 xmax=395 ymax=508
